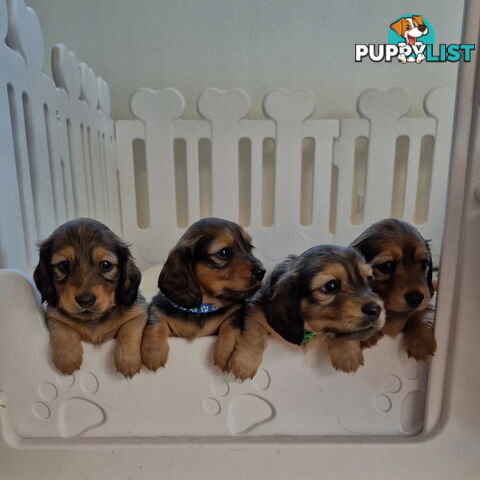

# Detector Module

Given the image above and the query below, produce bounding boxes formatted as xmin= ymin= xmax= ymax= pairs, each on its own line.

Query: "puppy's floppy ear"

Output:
xmin=412 ymin=15 xmax=423 ymax=25
xmin=263 ymin=272 xmax=304 ymax=345
xmin=33 ymin=240 xmax=57 ymax=307
xmin=425 ymin=240 xmax=434 ymax=297
xmin=390 ymin=18 xmax=406 ymax=37
xmin=116 ymin=244 xmax=142 ymax=307
xmin=350 ymin=232 xmax=376 ymax=263
xmin=158 ymin=246 xmax=202 ymax=309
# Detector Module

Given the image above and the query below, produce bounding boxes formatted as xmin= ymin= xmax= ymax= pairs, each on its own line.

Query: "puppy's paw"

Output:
xmin=141 ymin=341 xmax=169 ymax=372
xmin=114 ymin=346 xmax=142 ymax=378
xmin=404 ymin=330 xmax=437 ymax=361
xmin=360 ymin=331 xmax=384 ymax=350
xmin=228 ymin=349 xmax=263 ymax=381
xmin=52 ymin=347 xmax=83 ymax=375
xmin=213 ymin=341 xmax=236 ymax=372
xmin=329 ymin=347 xmax=364 ymax=373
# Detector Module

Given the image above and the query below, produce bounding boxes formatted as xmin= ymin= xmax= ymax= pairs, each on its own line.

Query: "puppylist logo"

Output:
xmin=356 ymin=15 xmax=475 ymax=63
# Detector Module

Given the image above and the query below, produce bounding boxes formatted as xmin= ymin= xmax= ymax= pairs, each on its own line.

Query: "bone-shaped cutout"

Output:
xmin=424 ymin=87 xmax=453 ymax=120
xmin=51 ymin=44 xmax=81 ymax=101
xmin=79 ymin=62 xmax=98 ymax=108
xmin=263 ymin=89 xmax=315 ymax=122
xmin=357 ymin=88 xmax=410 ymax=121
xmin=6 ymin=0 xmax=44 ymax=72
xmin=97 ymin=77 xmax=111 ymax=115
xmin=197 ymin=88 xmax=250 ymax=123
xmin=130 ymin=87 xmax=185 ymax=122
xmin=0 ymin=0 xmax=7 ymax=41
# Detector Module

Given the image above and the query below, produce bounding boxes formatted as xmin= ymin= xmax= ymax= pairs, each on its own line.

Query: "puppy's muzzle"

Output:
xmin=75 ymin=292 xmax=97 ymax=309
xmin=252 ymin=267 xmax=266 ymax=281
xmin=361 ymin=301 xmax=382 ymax=320
xmin=404 ymin=290 xmax=424 ymax=308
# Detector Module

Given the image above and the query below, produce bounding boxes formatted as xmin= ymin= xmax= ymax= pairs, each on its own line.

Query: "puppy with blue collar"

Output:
xmin=141 ymin=218 xmax=265 ymax=372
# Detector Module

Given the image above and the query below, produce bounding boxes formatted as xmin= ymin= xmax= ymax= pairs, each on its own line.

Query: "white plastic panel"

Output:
xmin=118 ymin=84 xmax=453 ymax=271
xmin=0 ymin=269 xmax=429 ymax=440
xmin=0 ymin=0 xmax=119 ymax=272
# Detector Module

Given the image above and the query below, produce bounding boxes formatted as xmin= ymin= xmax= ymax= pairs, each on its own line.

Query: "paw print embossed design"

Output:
xmin=370 ymin=355 xmax=428 ymax=434
xmin=31 ymin=372 xmax=106 ymax=438
xmin=203 ymin=369 xmax=275 ymax=435
xmin=336 ymin=344 xmax=429 ymax=435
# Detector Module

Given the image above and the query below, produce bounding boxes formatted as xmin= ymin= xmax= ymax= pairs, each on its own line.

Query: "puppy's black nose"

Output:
xmin=418 ymin=24 xmax=427 ymax=32
xmin=361 ymin=302 xmax=381 ymax=320
xmin=252 ymin=267 xmax=266 ymax=281
xmin=405 ymin=290 xmax=424 ymax=308
xmin=75 ymin=293 xmax=96 ymax=308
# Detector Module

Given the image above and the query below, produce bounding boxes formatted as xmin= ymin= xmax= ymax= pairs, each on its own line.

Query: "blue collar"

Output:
xmin=166 ymin=297 xmax=219 ymax=314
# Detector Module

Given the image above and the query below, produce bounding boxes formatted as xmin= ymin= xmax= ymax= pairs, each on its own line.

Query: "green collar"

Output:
xmin=302 ymin=331 xmax=316 ymax=344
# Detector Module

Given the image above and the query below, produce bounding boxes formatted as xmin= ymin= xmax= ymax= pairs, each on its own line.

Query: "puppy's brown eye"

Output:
xmin=217 ymin=247 xmax=232 ymax=259
xmin=420 ymin=260 xmax=429 ymax=271
xmin=321 ymin=279 xmax=340 ymax=294
xmin=100 ymin=260 xmax=113 ymax=272
xmin=56 ymin=261 xmax=69 ymax=274
xmin=406 ymin=24 xmax=411 ymax=30
xmin=377 ymin=261 xmax=396 ymax=275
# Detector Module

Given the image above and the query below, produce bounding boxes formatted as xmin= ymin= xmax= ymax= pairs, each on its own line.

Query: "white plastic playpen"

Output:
xmin=1 ymin=0 xmax=480 ymax=478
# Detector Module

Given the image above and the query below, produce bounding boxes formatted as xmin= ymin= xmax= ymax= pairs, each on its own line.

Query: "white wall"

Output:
xmin=29 ymin=0 xmax=464 ymax=120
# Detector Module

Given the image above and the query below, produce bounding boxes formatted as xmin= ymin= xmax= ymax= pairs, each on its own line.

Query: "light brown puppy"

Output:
xmin=351 ymin=218 xmax=437 ymax=360
xmin=34 ymin=218 xmax=147 ymax=378
xmin=141 ymin=218 xmax=265 ymax=372
xmin=221 ymin=245 xmax=385 ymax=380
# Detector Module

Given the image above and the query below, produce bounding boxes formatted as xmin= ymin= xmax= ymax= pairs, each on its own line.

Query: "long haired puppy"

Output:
xmin=34 ymin=218 xmax=146 ymax=378
xmin=225 ymin=245 xmax=385 ymax=380
xmin=351 ymin=218 xmax=437 ymax=360
xmin=141 ymin=218 xmax=265 ymax=371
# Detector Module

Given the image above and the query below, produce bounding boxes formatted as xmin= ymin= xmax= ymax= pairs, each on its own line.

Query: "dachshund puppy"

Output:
xmin=34 ymin=218 xmax=147 ymax=378
xmin=223 ymin=245 xmax=385 ymax=380
xmin=351 ymin=218 xmax=437 ymax=360
xmin=141 ymin=218 xmax=265 ymax=371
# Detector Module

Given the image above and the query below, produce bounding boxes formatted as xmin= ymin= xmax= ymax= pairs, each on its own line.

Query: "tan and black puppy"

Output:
xmin=34 ymin=218 xmax=147 ymax=378
xmin=141 ymin=217 xmax=265 ymax=371
xmin=222 ymin=245 xmax=385 ymax=380
xmin=351 ymin=218 xmax=437 ymax=360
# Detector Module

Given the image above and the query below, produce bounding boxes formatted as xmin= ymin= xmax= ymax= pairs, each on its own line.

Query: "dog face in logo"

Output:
xmin=390 ymin=15 xmax=428 ymax=46
xmin=390 ymin=15 xmax=429 ymax=63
